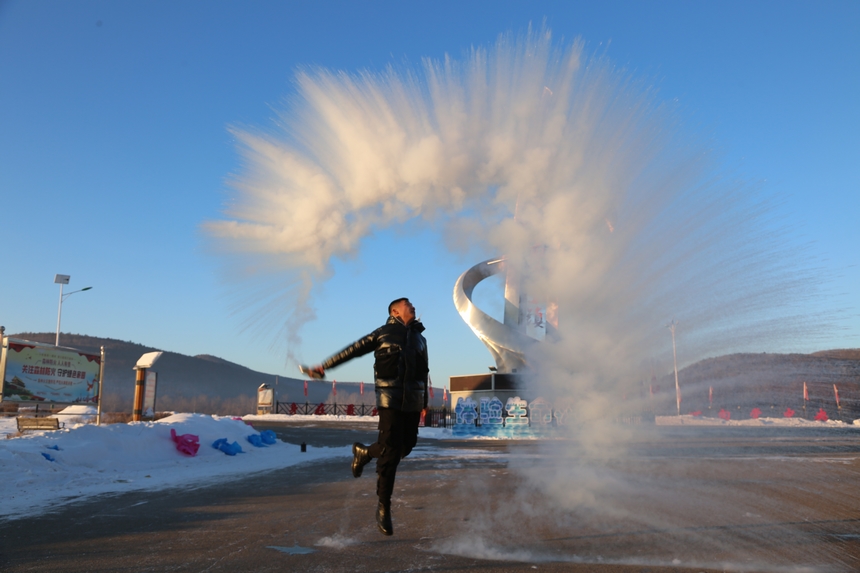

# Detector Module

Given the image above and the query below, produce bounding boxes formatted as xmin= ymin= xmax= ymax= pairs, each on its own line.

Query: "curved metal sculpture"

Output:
xmin=453 ymin=258 xmax=535 ymax=373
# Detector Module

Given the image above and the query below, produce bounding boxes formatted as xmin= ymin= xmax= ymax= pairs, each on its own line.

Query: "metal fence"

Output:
xmin=274 ymin=402 xmax=454 ymax=427
xmin=658 ymin=402 xmax=857 ymax=422
xmin=425 ymin=407 xmax=454 ymax=428
xmin=273 ymin=400 xmax=855 ymax=427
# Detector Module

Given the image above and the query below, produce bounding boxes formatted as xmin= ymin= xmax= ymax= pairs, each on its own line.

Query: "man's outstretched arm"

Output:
xmin=301 ymin=330 xmax=379 ymax=379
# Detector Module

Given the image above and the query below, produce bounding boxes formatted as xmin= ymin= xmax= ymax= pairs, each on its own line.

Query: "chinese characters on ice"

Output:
xmin=453 ymin=395 xmax=573 ymax=437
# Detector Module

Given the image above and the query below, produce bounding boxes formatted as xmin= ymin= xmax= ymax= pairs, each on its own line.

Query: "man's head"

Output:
xmin=388 ymin=297 xmax=416 ymax=324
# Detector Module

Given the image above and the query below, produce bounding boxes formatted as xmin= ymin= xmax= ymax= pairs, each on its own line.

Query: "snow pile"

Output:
xmin=0 ymin=413 xmax=348 ymax=520
xmin=52 ymin=404 xmax=97 ymax=424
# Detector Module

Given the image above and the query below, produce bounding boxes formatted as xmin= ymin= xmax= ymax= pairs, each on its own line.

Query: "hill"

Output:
xmin=811 ymin=348 xmax=860 ymax=360
xmin=650 ymin=351 xmax=860 ymax=417
xmin=6 ymin=332 xmax=857 ymax=418
xmin=4 ymin=333 xmax=372 ymax=413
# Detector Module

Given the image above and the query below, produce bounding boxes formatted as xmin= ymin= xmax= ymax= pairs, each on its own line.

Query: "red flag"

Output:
xmin=803 ymin=381 xmax=808 ymax=402
xmin=429 ymin=384 xmax=435 ymax=399
xmin=360 ymin=381 xmax=364 ymax=395
xmin=708 ymin=386 xmax=713 ymax=406
xmin=303 ymin=380 xmax=308 ymax=397
xmin=443 ymin=386 xmax=448 ymax=402
xmin=332 ymin=379 xmax=336 ymax=396
xmin=834 ymin=384 xmax=841 ymax=408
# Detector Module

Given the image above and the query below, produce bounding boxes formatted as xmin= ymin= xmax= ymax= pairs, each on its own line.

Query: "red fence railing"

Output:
xmin=274 ymin=402 xmax=454 ymax=427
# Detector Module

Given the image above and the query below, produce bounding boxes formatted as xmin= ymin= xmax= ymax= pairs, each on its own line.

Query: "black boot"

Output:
xmin=376 ymin=500 xmax=393 ymax=536
xmin=351 ymin=442 xmax=372 ymax=478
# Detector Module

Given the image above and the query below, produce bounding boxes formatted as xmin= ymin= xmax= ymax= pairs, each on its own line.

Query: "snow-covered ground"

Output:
xmin=0 ymin=407 xmax=448 ymax=521
xmin=3 ymin=407 xmax=856 ymax=522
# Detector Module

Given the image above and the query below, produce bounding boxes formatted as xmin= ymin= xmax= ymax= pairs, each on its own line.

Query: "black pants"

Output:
xmin=367 ymin=407 xmax=420 ymax=503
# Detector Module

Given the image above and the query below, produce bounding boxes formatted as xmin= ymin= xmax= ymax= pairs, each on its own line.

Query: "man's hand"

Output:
xmin=299 ymin=364 xmax=326 ymax=379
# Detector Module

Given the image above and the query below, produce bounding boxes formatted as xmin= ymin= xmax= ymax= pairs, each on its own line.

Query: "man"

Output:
xmin=304 ymin=297 xmax=429 ymax=536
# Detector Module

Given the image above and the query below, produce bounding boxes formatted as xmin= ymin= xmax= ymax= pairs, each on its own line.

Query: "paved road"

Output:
xmin=2 ymin=423 xmax=859 ymax=573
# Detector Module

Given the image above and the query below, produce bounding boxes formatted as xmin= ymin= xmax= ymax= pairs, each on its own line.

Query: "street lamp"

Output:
xmin=54 ymin=274 xmax=92 ymax=346
xmin=666 ymin=319 xmax=680 ymax=416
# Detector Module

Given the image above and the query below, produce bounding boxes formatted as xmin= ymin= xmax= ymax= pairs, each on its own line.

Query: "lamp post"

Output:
xmin=666 ymin=319 xmax=680 ymax=416
xmin=54 ymin=274 xmax=92 ymax=346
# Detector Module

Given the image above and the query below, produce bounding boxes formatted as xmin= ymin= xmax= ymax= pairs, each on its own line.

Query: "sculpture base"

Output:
xmin=450 ymin=373 xmax=571 ymax=437
xmin=449 ymin=372 xmax=527 ymax=409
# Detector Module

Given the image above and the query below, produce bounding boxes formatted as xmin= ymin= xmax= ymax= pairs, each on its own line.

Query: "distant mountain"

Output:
xmin=6 ymin=333 xmax=857 ymax=418
xmin=5 ymin=333 xmax=371 ymax=412
xmin=648 ymin=351 xmax=860 ymax=417
xmin=811 ymin=348 xmax=860 ymax=360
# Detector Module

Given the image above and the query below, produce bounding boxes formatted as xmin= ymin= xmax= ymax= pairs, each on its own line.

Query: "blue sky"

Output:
xmin=1 ymin=1 xmax=857 ymax=389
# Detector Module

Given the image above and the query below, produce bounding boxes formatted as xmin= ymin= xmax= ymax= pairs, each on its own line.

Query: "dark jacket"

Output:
xmin=321 ymin=316 xmax=428 ymax=411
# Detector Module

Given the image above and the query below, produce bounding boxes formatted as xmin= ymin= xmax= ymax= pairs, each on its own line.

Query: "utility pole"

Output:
xmin=54 ymin=274 xmax=69 ymax=345
xmin=667 ymin=319 xmax=680 ymax=416
xmin=54 ymin=274 xmax=92 ymax=346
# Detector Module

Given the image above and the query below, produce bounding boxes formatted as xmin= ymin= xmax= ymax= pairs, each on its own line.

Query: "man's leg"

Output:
xmin=352 ymin=406 xmax=394 ymax=479
xmin=374 ymin=408 xmax=403 ymax=503
xmin=373 ymin=407 xmax=403 ymax=535
xmin=400 ymin=410 xmax=421 ymax=458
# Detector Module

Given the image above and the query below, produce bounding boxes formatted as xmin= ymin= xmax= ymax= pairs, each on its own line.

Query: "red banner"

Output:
xmin=303 ymin=380 xmax=308 ymax=397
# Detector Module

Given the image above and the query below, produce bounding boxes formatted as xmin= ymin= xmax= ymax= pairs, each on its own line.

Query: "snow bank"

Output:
xmin=0 ymin=413 xmax=348 ymax=521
